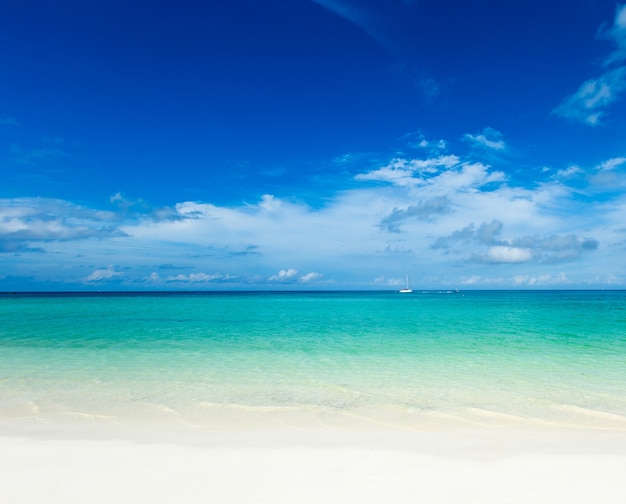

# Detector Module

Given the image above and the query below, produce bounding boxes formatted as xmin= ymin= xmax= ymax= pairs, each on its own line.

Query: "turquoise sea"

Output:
xmin=1 ymin=291 xmax=625 ymax=430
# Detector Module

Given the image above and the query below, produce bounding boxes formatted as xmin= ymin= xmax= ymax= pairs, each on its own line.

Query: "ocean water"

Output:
xmin=1 ymin=290 xmax=625 ymax=430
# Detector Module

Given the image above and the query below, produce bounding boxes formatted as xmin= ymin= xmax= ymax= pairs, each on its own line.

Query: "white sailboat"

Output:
xmin=399 ymin=274 xmax=413 ymax=293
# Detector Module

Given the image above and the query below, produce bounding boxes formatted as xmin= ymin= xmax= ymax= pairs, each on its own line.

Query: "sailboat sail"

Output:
xmin=399 ymin=275 xmax=413 ymax=293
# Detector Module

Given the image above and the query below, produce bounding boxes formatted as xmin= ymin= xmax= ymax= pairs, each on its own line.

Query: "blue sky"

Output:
xmin=1 ymin=0 xmax=626 ymax=290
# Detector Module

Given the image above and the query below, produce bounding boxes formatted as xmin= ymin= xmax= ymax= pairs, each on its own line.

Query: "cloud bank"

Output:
xmin=1 ymin=128 xmax=624 ymax=290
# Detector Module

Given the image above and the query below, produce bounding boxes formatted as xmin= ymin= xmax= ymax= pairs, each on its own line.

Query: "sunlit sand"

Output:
xmin=2 ymin=414 xmax=626 ymax=504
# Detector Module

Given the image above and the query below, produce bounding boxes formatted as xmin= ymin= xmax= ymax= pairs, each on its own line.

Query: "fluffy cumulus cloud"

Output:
xmin=553 ymin=165 xmax=585 ymax=180
xmin=268 ymin=268 xmax=299 ymax=282
xmin=300 ymin=272 xmax=322 ymax=282
xmin=480 ymin=246 xmax=533 ymax=264
xmin=355 ymin=155 xmax=460 ymax=186
xmin=84 ymin=266 xmax=122 ymax=282
xmin=1 ymin=133 xmax=624 ymax=289
xmin=554 ymin=5 xmax=626 ymax=125
xmin=0 ymin=198 xmax=124 ymax=253
xmin=432 ymin=220 xmax=504 ymax=249
xmin=355 ymin=155 xmax=506 ymax=196
xmin=267 ymin=269 xmax=322 ymax=283
xmin=433 ymin=219 xmax=599 ymax=264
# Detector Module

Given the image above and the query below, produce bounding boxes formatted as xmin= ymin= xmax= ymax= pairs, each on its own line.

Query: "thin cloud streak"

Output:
xmin=554 ymin=5 xmax=626 ymax=125
xmin=464 ymin=128 xmax=507 ymax=151
xmin=554 ymin=68 xmax=626 ymax=125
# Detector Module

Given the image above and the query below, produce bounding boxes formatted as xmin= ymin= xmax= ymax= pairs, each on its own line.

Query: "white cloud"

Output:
xmin=355 ymin=155 xmax=460 ymax=186
xmin=596 ymin=157 xmax=626 ymax=171
xmin=85 ymin=266 xmax=122 ymax=282
xmin=553 ymin=165 xmax=585 ymax=179
xmin=3 ymin=133 xmax=625 ymax=289
xmin=257 ymin=194 xmax=283 ymax=212
xmin=458 ymin=272 xmax=572 ymax=287
xmin=460 ymin=275 xmax=482 ymax=285
xmin=464 ymin=128 xmax=506 ymax=151
xmin=332 ymin=152 xmax=366 ymax=165
xmin=380 ymin=196 xmax=451 ymax=232
xmin=426 ymin=162 xmax=505 ymax=194
xmin=110 ymin=192 xmax=125 ymax=204
xmin=354 ymin=155 xmax=506 ymax=195
xmin=300 ymin=272 xmax=322 ymax=282
xmin=512 ymin=272 xmax=569 ymax=286
xmin=554 ymin=67 xmax=626 ymax=125
xmin=481 ymin=246 xmax=533 ymax=263
xmin=308 ymin=0 xmax=393 ymax=54
xmin=0 ymin=197 xmax=123 ymax=252
xmin=268 ymin=268 xmax=299 ymax=281
xmin=555 ymin=6 xmax=626 ymax=125
xmin=433 ymin=217 xmax=599 ymax=265
xmin=166 ymin=273 xmax=223 ymax=283
xmin=143 ymin=271 xmax=234 ymax=285
xmin=600 ymin=4 xmax=626 ymax=66
xmin=307 ymin=0 xmax=403 ymax=58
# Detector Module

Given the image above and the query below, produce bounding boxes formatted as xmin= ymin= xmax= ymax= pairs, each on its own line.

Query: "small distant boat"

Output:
xmin=399 ymin=275 xmax=413 ymax=293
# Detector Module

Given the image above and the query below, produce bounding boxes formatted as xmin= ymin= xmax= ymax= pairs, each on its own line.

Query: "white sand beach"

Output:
xmin=2 ymin=420 xmax=625 ymax=504
xmin=2 ymin=291 xmax=626 ymax=503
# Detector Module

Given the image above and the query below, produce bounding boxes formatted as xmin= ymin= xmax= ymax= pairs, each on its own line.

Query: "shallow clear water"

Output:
xmin=1 ymin=291 xmax=625 ymax=429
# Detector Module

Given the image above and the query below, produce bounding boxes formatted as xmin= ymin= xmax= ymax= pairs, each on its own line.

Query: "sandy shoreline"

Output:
xmin=2 ymin=419 xmax=626 ymax=503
